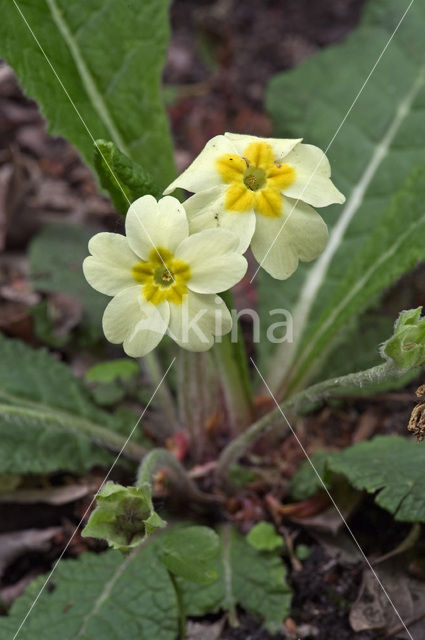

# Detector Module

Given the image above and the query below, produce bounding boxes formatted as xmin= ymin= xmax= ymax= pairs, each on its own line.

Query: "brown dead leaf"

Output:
xmin=0 ymin=299 xmax=33 ymax=341
xmin=0 ymin=483 xmax=94 ymax=505
xmin=352 ymin=408 xmax=380 ymax=443
xmin=0 ymin=527 xmax=61 ymax=576
xmin=350 ymin=560 xmax=425 ymax=639
xmin=46 ymin=292 xmax=83 ymax=337
xmin=0 ymin=571 xmax=39 ymax=607
xmin=185 ymin=619 xmax=224 ymax=640
xmin=278 ymin=494 xmax=331 ymax=520
xmin=311 ymin=531 xmax=361 ymax=565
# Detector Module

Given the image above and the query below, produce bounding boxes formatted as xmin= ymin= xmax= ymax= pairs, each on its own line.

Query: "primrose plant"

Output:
xmin=3 ymin=2 xmax=425 ymax=635
xmin=80 ymin=133 xmax=347 ymax=552
xmin=82 ymin=130 xmax=425 ymax=552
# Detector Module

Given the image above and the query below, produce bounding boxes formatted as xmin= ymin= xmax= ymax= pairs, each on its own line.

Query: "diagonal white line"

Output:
xmin=10 ymin=357 xmax=176 ymax=640
xmin=11 ymin=0 xmax=173 ymax=276
xmin=250 ymin=0 xmax=416 ymax=283
xmin=250 ymin=357 xmax=415 ymax=640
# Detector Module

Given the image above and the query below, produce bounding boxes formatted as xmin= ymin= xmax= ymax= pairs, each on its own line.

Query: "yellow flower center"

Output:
xmin=132 ymin=247 xmax=190 ymax=305
xmin=215 ymin=141 xmax=296 ymax=218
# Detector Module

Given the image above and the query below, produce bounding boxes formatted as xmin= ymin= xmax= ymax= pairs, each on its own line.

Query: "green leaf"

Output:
xmin=160 ymin=526 xmax=220 ymax=584
xmin=85 ymin=360 xmax=140 ymax=407
xmin=295 ymin=545 xmax=312 ymax=561
xmin=290 ymin=436 xmax=425 ymax=522
xmin=287 ymin=167 xmax=425 ymax=391
xmin=0 ymin=333 xmax=145 ymax=473
xmin=179 ymin=525 xmax=292 ymax=633
xmin=289 ymin=450 xmax=332 ymax=501
xmin=0 ymin=0 xmax=175 ymax=191
xmin=29 ymin=223 xmax=106 ymax=330
xmin=90 ymin=382 xmax=125 ymax=407
xmin=85 ymin=359 xmax=139 ymax=384
xmin=31 ymin=300 xmax=70 ymax=348
xmin=94 ymin=140 xmax=155 ymax=214
xmin=0 ymin=545 xmax=179 ymax=639
xmin=247 ymin=522 xmax=283 ymax=552
xmin=263 ymin=0 xmax=425 ymax=391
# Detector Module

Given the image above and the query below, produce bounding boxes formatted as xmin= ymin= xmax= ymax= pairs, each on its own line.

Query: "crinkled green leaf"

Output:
xmin=0 ymin=333 xmax=144 ymax=473
xmin=179 ymin=525 xmax=292 ymax=633
xmin=247 ymin=522 xmax=283 ymax=552
xmin=263 ymin=0 xmax=425 ymax=391
xmin=0 ymin=545 xmax=179 ymax=639
xmin=290 ymin=436 xmax=425 ymax=522
xmin=29 ymin=223 xmax=106 ymax=330
xmin=160 ymin=526 xmax=219 ymax=584
xmin=0 ymin=0 xmax=175 ymax=190
xmin=94 ymin=140 xmax=155 ymax=214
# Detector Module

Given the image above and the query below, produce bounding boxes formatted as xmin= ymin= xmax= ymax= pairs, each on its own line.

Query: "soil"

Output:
xmin=1 ymin=0 xmax=422 ymax=639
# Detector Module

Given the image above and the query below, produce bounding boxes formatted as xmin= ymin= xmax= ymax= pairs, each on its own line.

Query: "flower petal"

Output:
xmin=126 ymin=195 xmax=188 ymax=259
xmin=279 ymin=143 xmax=345 ymax=207
xmin=175 ymin=229 xmax=248 ymax=294
xmin=254 ymin=187 xmax=283 ymax=218
xmin=224 ymin=183 xmax=255 ymax=213
xmin=163 ymin=135 xmax=238 ymax=195
xmin=251 ymin=198 xmax=328 ymax=280
xmin=168 ymin=292 xmax=232 ymax=351
xmin=102 ymin=285 xmax=169 ymax=357
xmin=83 ymin=232 xmax=139 ymax=296
xmin=243 ymin=141 xmax=274 ymax=168
xmin=225 ymin=132 xmax=302 ymax=162
xmin=184 ymin=187 xmax=256 ymax=253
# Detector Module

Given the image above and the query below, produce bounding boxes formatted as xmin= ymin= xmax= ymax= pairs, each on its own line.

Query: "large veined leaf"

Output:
xmin=286 ymin=163 xmax=425 ymax=391
xmin=0 ymin=333 xmax=145 ymax=473
xmin=178 ymin=525 xmax=292 ymax=633
xmin=0 ymin=0 xmax=175 ymax=190
xmin=290 ymin=436 xmax=425 ymax=522
xmin=263 ymin=0 xmax=425 ymax=393
xmin=0 ymin=544 xmax=179 ymax=639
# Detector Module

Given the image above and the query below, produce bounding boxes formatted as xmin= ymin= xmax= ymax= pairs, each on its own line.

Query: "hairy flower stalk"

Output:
xmin=216 ymin=361 xmax=397 ymax=486
xmin=137 ymin=448 xmax=221 ymax=504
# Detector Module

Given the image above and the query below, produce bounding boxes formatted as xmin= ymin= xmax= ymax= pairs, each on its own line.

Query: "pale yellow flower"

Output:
xmin=83 ymin=195 xmax=247 ymax=356
xmin=165 ymin=133 xmax=345 ymax=279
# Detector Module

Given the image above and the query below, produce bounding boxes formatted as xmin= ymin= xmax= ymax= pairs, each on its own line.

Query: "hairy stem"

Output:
xmin=137 ymin=448 xmax=220 ymax=504
xmin=177 ymin=350 xmax=217 ymax=460
xmin=214 ymin=291 xmax=253 ymax=431
xmin=216 ymin=361 xmax=395 ymax=486
xmin=213 ymin=335 xmax=253 ymax=431
xmin=142 ymin=352 xmax=178 ymax=435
